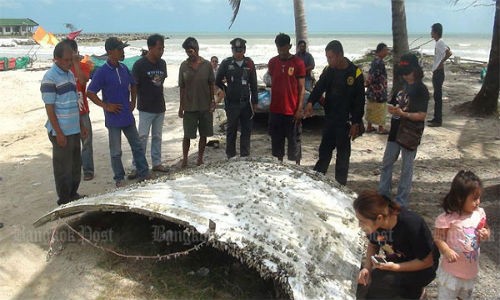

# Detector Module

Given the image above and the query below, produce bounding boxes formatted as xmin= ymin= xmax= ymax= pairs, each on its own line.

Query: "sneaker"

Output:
xmin=152 ymin=165 xmax=169 ymax=172
xmin=83 ymin=174 xmax=94 ymax=181
xmin=137 ymin=173 xmax=153 ymax=183
xmin=57 ymin=198 xmax=70 ymax=206
xmin=127 ymin=170 xmax=138 ymax=180
xmin=115 ymin=180 xmax=126 ymax=188
xmin=427 ymin=122 xmax=442 ymax=127
xmin=71 ymin=193 xmax=86 ymax=201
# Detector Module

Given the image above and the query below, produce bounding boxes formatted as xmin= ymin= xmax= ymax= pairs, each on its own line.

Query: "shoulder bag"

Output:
xmin=396 ymin=117 xmax=424 ymax=151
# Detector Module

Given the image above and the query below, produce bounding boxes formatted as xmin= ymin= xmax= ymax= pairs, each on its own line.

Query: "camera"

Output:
xmin=371 ymin=255 xmax=387 ymax=264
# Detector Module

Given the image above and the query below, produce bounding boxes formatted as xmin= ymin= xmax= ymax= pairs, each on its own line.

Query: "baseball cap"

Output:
xmin=230 ymin=37 xmax=246 ymax=51
xmin=399 ymin=53 xmax=420 ymax=75
xmin=105 ymin=37 xmax=129 ymax=51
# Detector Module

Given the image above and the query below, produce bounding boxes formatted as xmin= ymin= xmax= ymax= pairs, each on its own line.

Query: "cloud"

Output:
xmin=307 ymin=0 xmax=389 ymax=11
xmin=0 ymin=0 xmax=22 ymax=9
xmin=100 ymin=0 xmax=175 ymax=12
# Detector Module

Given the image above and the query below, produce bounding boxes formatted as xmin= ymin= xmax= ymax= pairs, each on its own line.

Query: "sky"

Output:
xmin=0 ymin=0 xmax=495 ymax=35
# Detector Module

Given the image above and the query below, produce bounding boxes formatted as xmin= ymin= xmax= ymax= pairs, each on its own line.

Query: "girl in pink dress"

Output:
xmin=434 ymin=170 xmax=491 ymax=300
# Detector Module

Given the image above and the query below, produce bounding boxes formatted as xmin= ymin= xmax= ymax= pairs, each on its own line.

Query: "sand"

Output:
xmin=0 ymin=59 xmax=498 ymax=299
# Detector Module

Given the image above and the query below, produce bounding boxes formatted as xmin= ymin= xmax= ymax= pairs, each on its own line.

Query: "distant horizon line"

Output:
xmin=46 ymin=31 xmax=493 ymax=36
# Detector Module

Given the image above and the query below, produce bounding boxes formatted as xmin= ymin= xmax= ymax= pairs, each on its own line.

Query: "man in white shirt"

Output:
xmin=429 ymin=23 xmax=452 ymax=127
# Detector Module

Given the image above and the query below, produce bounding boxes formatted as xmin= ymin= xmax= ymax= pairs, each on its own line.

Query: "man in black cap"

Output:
xmin=87 ymin=37 xmax=150 ymax=187
xmin=215 ymin=37 xmax=258 ymax=159
xmin=131 ymin=34 xmax=170 ymax=177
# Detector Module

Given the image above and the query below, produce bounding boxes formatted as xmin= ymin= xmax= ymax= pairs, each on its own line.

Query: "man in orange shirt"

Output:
xmin=267 ymin=33 xmax=306 ymax=165
xmin=64 ymin=39 xmax=94 ymax=181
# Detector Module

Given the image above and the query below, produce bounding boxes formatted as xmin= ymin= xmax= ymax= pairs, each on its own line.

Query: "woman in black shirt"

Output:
xmin=354 ymin=190 xmax=438 ymax=299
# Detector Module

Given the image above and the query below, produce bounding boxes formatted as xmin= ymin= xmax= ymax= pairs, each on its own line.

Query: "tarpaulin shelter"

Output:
xmin=32 ymin=26 xmax=59 ymax=47
xmin=25 ymin=26 xmax=59 ymax=65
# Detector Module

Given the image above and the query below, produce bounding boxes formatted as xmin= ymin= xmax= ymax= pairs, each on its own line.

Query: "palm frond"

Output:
xmin=228 ymin=0 xmax=241 ymax=29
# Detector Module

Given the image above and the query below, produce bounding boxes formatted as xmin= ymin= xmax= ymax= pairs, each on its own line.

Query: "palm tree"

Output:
xmin=391 ymin=0 xmax=410 ymax=94
xmin=228 ymin=0 xmax=308 ymax=44
xmin=468 ymin=0 xmax=499 ymax=115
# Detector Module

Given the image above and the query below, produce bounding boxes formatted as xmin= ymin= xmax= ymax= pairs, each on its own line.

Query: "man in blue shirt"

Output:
xmin=296 ymin=40 xmax=315 ymax=91
xmin=87 ymin=37 xmax=150 ymax=187
xmin=41 ymin=41 xmax=87 ymax=205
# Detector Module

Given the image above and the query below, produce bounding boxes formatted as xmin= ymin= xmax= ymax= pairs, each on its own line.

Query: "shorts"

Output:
xmin=183 ymin=110 xmax=213 ymax=139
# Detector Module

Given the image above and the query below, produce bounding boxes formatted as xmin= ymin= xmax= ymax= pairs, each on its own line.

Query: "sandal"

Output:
xmin=366 ymin=127 xmax=376 ymax=133
xmin=377 ymin=129 xmax=389 ymax=135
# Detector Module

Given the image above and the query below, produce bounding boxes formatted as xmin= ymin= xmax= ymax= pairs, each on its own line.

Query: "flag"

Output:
xmin=32 ymin=26 xmax=59 ymax=47
xmin=67 ymin=29 xmax=82 ymax=40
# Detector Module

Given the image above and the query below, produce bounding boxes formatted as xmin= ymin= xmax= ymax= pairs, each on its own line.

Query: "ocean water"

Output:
xmin=0 ymin=32 xmax=492 ymax=68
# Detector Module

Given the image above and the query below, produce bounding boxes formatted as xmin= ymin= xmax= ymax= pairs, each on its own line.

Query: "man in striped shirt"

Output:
xmin=41 ymin=41 xmax=87 ymax=205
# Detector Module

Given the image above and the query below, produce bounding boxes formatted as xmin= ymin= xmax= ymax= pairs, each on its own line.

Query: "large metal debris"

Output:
xmin=34 ymin=158 xmax=363 ymax=300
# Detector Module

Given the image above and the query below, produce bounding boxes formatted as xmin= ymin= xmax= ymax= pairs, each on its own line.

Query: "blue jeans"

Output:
xmin=108 ymin=123 xmax=149 ymax=182
xmin=80 ymin=113 xmax=94 ymax=176
xmin=378 ymin=141 xmax=417 ymax=207
xmin=136 ymin=111 xmax=165 ymax=167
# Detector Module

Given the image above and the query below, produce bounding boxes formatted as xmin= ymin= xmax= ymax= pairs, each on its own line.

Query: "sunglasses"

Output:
xmin=232 ymin=47 xmax=244 ymax=52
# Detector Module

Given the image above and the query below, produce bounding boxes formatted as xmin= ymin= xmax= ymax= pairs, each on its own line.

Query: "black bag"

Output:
xmin=396 ymin=117 xmax=424 ymax=150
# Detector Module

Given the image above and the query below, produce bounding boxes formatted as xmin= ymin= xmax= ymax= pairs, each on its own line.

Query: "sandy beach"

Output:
xmin=0 ymin=55 xmax=499 ymax=299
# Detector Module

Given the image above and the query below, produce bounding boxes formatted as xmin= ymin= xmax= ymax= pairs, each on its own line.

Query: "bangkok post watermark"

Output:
xmin=152 ymin=225 xmax=209 ymax=245
xmin=13 ymin=225 xmax=113 ymax=244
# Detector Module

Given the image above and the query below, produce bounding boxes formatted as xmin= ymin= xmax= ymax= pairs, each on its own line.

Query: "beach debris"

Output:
xmin=34 ymin=158 xmax=363 ymax=299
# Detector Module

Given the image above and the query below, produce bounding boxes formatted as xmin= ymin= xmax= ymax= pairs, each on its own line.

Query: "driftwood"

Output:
xmin=34 ymin=158 xmax=363 ymax=300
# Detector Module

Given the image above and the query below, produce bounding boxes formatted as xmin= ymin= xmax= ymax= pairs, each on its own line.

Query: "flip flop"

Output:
xmin=377 ymin=129 xmax=389 ymax=135
xmin=366 ymin=127 xmax=376 ymax=133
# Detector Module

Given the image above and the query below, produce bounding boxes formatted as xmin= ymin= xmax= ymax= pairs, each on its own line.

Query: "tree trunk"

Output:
xmin=391 ymin=0 xmax=410 ymax=94
xmin=293 ymin=0 xmax=308 ymax=45
xmin=471 ymin=0 xmax=499 ymax=115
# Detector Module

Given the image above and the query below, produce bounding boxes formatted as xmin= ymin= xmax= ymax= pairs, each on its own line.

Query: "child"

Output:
xmin=434 ymin=170 xmax=491 ymax=300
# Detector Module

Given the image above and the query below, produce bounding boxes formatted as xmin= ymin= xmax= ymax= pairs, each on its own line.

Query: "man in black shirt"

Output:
xmin=131 ymin=34 xmax=169 ymax=177
xmin=215 ymin=38 xmax=258 ymax=159
xmin=305 ymin=40 xmax=365 ymax=185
